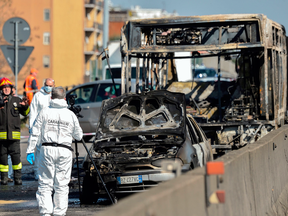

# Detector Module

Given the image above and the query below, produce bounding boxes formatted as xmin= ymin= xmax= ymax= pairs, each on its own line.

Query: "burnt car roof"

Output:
xmin=95 ymin=90 xmax=186 ymax=144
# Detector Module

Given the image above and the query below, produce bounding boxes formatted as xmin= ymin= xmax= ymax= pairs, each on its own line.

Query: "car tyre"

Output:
xmin=113 ymin=194 xmax=118 ymax=204
xmin=80 ymin=174 xmax=99 ymax=204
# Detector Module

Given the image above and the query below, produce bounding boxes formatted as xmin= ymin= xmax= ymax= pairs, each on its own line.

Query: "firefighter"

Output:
xmin=0 ymin=77 xmax=30 ymax=185
xmin=24 ymin=68 xmax=40 ymax=105
xmin=26 ymin=86 xmax=83 ymax=215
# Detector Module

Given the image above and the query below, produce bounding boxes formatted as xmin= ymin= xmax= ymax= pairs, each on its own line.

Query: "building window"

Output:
xmin=43 ymin=32 xmax=50 ymax=45
xmin=43 ymin=55 xmax=50 ymax=68
xmin=85 ymin=36 xmax=89 ymax=44
xmin=87 ymin=12 xmax=91 ymax=20
xmin=44 ymin=9 xmax=50 ymax=21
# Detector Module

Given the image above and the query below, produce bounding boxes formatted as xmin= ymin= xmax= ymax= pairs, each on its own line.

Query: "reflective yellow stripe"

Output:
xmin=0 ymin=200 xmax=26 ymax=205
xmin=23 ymin=106 xmax=30 ymax=116
xmin=0 ymin=132 xmax=7 ymax=139
xmin=0 ymin=164 xmax=9 ymax=172
xmin=12 ymin=162 xmax=22 ymax=170
xmin=12 ymin=131 xmax=21 ymax=140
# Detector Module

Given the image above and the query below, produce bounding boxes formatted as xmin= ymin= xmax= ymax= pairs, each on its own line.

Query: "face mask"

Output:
xmin=44 ymin=86 xmax=53 ymax=93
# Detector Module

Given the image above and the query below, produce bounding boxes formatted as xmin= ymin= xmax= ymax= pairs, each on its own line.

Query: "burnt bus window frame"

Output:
xmin=128 ymin=21 xmax=261 ymax=49
xmin=120 ymin=15 xmax=287 ymax=126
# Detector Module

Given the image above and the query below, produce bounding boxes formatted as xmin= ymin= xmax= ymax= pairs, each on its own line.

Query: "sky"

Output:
xmin=110 ymin=0 xmax=288 ymax=35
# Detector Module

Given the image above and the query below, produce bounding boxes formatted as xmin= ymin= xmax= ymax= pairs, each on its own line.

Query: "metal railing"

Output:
xmin=84 ymin=43 xmax=102 ymax=53
xmin=84 ymin=22 xmax=103 ymax=31
xmin=96 ymin=23 xmax=103 ymax=31
xmin=96 ymin=1 xmax=103 ymax=7
xmin=94 ymin=45 xmax=103 ymax=52
xmin=84 ymin=0 xmax=96 ymax=4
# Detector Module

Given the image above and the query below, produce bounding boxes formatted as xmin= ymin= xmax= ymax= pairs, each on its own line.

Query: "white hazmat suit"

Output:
xmin=27 ymin=98 xmax=83 ymax=216
xmin=29 ymin=87 xmax=52 ymax=180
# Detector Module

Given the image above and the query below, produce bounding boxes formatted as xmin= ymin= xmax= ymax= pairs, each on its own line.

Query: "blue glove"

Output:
xmin=27 ymin=153 xmax=35 ymax=165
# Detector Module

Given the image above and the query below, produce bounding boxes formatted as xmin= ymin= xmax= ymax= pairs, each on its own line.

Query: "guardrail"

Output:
xmin=94 ymin=125 xmax=288 ymax=216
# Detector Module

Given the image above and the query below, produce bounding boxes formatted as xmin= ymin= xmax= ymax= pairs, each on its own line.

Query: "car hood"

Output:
xmin=95 ymin=90 xmax=186 ymax=145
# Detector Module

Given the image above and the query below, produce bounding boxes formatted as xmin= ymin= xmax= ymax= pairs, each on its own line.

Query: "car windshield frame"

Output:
xmin=95 ymin=90 xmax=187 ymax=144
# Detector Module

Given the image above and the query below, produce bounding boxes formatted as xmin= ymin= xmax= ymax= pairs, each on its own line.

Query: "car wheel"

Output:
xmin=80 ymin=174 xmax=99 ymax=204
xmin=189 ymin=162 xmax=195 ymax=170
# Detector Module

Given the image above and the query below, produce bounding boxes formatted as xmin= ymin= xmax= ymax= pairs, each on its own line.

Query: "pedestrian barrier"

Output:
xmin=94 ymin=126 xmax=288 ymax=216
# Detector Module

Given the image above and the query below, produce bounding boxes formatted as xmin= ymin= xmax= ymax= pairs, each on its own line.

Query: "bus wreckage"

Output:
xmin=119 ymin=14 xmax=287 ymax=152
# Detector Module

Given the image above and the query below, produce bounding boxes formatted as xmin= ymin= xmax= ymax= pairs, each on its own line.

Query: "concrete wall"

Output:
xmin=214 ymin=126 xmax=288 ymax=216
xmin=94 ymin=125 xmax=288 ymax=216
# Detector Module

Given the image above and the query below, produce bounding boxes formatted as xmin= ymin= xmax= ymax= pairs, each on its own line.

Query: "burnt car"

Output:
xmin=80 ymin=90 xmax=212 ymax=203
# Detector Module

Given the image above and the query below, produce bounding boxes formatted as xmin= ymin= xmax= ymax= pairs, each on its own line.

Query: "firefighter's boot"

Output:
xmin=14 ymin=170 xmax=22 ymax=185
xmin=1 ymin=172 xmax=8 ymax=185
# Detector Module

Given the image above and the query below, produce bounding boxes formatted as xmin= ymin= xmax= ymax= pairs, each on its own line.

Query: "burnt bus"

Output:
xmin=119 ymin=14 xmax=287 ymax=152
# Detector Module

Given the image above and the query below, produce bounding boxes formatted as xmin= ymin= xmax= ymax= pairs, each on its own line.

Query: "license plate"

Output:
xmin=117 ymin=175 xmax=142 ymax=184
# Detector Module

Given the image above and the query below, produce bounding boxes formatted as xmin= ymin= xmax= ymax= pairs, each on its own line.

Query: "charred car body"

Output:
xmin=119 ymin=14 xmax=287 ymax=152
xmin=81 ymin=90 xmax=212 ymax=203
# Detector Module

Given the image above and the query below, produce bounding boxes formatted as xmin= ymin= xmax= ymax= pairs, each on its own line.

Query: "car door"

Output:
xmin=67 ymin=84 xmax=98 ymax=133
xmin=187 ymin=114 xmax=213 ymax=164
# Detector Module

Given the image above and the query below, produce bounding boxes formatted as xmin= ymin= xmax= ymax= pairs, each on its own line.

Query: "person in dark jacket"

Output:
xmin=0 ymin=77 xmax=29 ymax=185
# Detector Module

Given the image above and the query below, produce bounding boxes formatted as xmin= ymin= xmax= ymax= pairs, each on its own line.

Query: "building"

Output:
xmin=109 ymin=10 xmax=128 ymax=41
xmin=129 ymin=5 xmax=178 ymax=20
xmin=107 ymin=5 xmax=178 ymax=69
xmin=0 ymin=0 xmax=103 ymax=93
xmin=84 ymin=0 xmax=104 ymax=82
xmin=109 ymin=6 xmax=178 ymax=42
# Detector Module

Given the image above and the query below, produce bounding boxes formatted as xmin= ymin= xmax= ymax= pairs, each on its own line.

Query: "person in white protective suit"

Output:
xmin=26 ymin=86 xmax=83 ymax=216
xmin=29 ymin=78 xmax=55 ymax=180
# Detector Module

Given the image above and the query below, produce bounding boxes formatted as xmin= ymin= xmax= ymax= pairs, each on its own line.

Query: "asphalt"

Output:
xmin=0 ymin=163 xmax=108 ymax=215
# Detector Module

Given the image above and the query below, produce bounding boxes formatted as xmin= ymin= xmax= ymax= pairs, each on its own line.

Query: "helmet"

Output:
xmin=0 ymin=77 xmax=13 ymax=88
xmin=30 ymin=68 xmax=39 ymax=74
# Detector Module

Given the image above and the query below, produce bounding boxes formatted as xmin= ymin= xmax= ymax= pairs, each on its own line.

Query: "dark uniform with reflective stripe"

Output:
xmin=0 ymin=94 xmax=29 ymax=175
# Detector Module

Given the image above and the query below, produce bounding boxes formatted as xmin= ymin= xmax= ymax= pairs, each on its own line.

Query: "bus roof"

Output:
xmin=125 ymin=14 xmax=282 ymax=28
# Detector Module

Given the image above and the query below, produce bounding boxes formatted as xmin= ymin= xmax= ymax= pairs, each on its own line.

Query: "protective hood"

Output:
xmin=40 ymin=86 xmax=50 ymax=95
xmin=50 ymin=99 xmax=68 ymax=108
xmin=96 ymin=90 xmax=186 ymax=145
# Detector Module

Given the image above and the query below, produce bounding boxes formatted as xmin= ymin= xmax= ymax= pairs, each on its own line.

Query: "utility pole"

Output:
xmin=102 ymin=0 xmax=109 ymax=79
xmin=14 ymin=21 xmax=19 ymax=95
xmin=103 ymin=0 xmax=109 ymax=49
